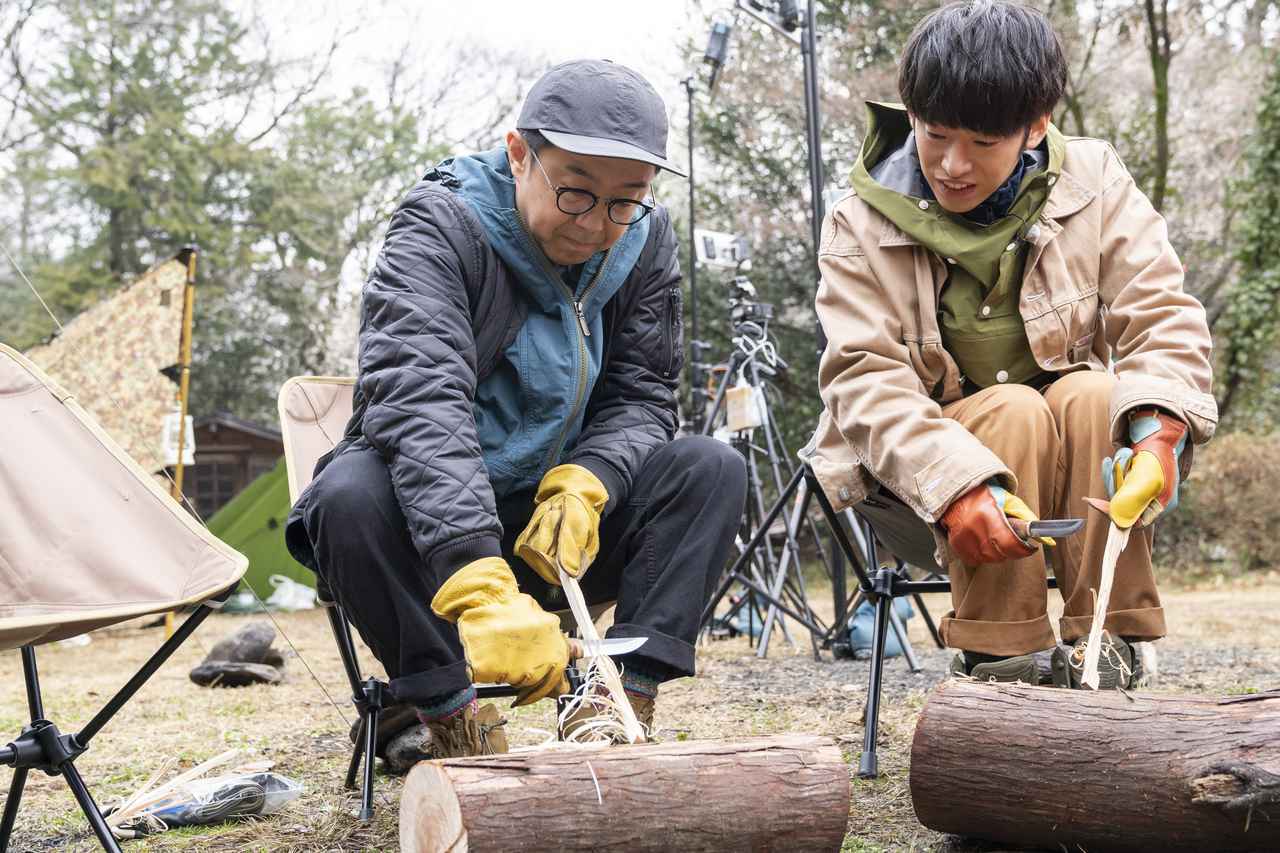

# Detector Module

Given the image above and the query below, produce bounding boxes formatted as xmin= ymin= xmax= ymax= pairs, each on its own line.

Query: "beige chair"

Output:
xmin=277 ymin=376 xmax=611 ymax=821
xmin=279 ymin=376 xmax=393 ymax=822
xmin=0 ymin=344 xmax=247 ymax=853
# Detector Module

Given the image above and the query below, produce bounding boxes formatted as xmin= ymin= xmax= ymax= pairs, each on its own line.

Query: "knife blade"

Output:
xmin=567 ymin=636 xmax=648 ymax=660
xmin=1026 ymin=518 xmax=1085 ymax=538
xmin=1009 ymin=517 xmax=1085 ymax=542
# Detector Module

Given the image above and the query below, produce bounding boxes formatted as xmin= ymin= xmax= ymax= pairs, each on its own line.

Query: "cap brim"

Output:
xmin=539 ymin=129 xmax=687 ymax=178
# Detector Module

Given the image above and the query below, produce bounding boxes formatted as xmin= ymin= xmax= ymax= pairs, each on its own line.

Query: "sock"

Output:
xmin=963 ymin=650 xmax=1006 ymax=671
xmin=620 ymin=662 xmax=664 ymax=701
xmin=416 ymin=685 xmax=477 ymax=724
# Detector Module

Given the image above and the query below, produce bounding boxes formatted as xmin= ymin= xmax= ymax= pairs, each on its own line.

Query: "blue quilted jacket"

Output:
xmin=286 ymin=154 xmax=683 ymax=583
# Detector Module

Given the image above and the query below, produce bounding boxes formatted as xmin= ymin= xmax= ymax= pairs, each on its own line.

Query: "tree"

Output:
xmin=191 ymin=89 xmax=449 ymax=420
xmin=0 ymin=0 xmax=339 ymax=335
xmin=683 ymin=0 xmax=1276 ymax=440
xmin=1 ymin=0 xmax=540 ymax=423
xmin=1215 ymin=49 xmax=1280 ymax=424
xmin=1142 ymin=0 xmax=1173 ymax=211
xmin=682 ymin=1 xmax=919 ymax=454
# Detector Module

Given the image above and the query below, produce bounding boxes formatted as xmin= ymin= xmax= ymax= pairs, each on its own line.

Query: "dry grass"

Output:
xmin=2 ymin=572 xmax=1278 ymax=852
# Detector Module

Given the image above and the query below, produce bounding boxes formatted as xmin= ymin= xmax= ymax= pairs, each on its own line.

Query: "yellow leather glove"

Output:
xmin=515 ymin=464 xmax=608 ymax=585
xmin=1103 ymin=409 xmax=1189 ymax=529
xmin=430 ymin=557 xmax=569 ymax=706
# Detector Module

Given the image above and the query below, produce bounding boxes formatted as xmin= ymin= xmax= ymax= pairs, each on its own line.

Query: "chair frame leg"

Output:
xmin=0 ymin=768 xmax=28 ymax=850
xmin=0 ymin=615 xmax=224 ymax=853
xmin=323 ymin=602 xmax=386 ymax=823
xmin=805 ymin=469 xmax=953 ymax=779
xmin=359 ymin=680 xmax=382 ymax=823
xmin=859 ymin=586 xmax=892 ymax=779
xmin=345 ymin=715 xmax=366 ymax=791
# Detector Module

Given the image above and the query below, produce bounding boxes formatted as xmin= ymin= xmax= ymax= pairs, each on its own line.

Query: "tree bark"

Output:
xmin=911 ymin=681 xmax=1280 ymax=852
xmin=1143 ymin=0 xmax=1172 ymax=211
xmin=400 ymin=734 xmax=850 ymax=853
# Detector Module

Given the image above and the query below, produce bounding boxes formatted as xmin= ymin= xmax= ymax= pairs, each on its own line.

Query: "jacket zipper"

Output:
xmin=515 ymin=213 xmax=614 ymax=470
xmin=664 ymin=285 xmax=682 ymax=378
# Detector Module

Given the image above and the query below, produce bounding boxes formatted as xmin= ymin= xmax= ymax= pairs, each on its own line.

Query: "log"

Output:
xmin=400 ymin=734 xmax=850 ymax=852
xmin=910 ymin=681 xmax=1280 ymax=852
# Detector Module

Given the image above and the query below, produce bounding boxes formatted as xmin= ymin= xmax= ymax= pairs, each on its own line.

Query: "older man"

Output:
xmin=287 ymin=60 xmax=746 ymax=763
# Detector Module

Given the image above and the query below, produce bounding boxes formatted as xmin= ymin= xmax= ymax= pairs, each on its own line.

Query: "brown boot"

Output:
xmin=559 ymin=688 xmax=654 ymax=743
xmin=426 ymin=702 xmax=509 ymax=757
xmin=383 ymin=703 xmax=508 ymax=773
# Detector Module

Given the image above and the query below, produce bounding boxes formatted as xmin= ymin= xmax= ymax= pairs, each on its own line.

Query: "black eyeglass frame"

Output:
xmin=527 ymin=145 xmax=656 ymax=226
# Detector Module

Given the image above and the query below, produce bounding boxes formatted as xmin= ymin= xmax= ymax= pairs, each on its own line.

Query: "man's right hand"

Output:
xmin=941 ymin=481 xmax=1049 ymax=566
xmin=431 ymin=557 xmax=569 ymax=706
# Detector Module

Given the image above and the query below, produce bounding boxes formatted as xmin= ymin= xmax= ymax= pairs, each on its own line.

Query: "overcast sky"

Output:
xmin=254 ymin=0 xmax=704 ymax=110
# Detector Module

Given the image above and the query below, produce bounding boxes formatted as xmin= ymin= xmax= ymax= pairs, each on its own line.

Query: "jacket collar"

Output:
xmin=874 ymin=148 xmax=1097 ymax=248
xmin=1042 ymin=165 xmax=1094 ymax=219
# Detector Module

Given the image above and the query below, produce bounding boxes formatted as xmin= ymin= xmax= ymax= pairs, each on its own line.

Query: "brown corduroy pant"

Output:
xmin=937 ymin=370 xmax=1166 ymax=656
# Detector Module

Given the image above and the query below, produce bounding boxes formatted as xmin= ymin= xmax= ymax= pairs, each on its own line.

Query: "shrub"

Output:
xmin=1154 ymin=432 xmax=1280 ymax=575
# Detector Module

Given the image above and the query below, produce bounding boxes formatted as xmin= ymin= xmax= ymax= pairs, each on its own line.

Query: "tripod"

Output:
xmin=696 ymin=279 xmax=836 ymax=658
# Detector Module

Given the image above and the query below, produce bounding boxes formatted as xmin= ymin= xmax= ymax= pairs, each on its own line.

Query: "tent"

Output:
xmin=206 ymin=457 xmax=314 ymax=599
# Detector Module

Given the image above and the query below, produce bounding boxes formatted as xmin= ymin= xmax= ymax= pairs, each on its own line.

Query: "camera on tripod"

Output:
xmin=728 ymin=276 xmax=773 ymax=327
xmin=694 ymin=229 xmax=776 ymax=330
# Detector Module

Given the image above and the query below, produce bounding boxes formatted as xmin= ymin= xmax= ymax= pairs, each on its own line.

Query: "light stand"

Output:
xmin=717 ymin=1 xmax=827 ymax=351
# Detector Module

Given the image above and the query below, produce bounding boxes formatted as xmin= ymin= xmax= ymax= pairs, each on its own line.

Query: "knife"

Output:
xmin=1009 ymin=517 xmax=1085 ymax=542
xmin=566 ymin=636 xmax=648 ymax=660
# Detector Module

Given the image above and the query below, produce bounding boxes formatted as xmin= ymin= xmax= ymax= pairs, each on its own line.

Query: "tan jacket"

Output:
xmin=802 ymin=136 xmax=1217 ymax=536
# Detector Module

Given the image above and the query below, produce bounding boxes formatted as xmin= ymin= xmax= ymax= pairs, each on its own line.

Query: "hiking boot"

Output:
xmin=348 ymin=702 xmax=420 ymax=761
xmin=949 ymin=651 xmax=1039 ymax=684
xmin=1051 ymin=632 xmax=1137 ymax=689
xmin=426 ymin=702 xmax=509 ymax=757
xmin=381 ymin=703 xmax=508 ymax=774
xmin=559 ymin=688 xmax=654 ymax=743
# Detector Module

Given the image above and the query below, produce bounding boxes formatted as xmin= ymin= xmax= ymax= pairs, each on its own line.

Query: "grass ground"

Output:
xmin=2 ymin=571 xmax=1277 ymax=852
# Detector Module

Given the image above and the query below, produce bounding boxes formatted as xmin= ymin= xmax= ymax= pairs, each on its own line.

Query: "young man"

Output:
xmin=286 ymin=60 xmax=746 ymax=765
xmin=804 ymin=1 xmax=1215 ymax=687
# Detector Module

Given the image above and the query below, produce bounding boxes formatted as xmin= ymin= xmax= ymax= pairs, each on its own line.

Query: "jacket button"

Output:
xmin=918 ymin=200 xmax=930 ymax=210
xmin=996 ymin=369 xmax=1009 ymax=383
xmin=1006 ymin=242 xmax=1017 ymax=252
xmin=838 ymin=487 xmax=851 ymax=501
xmin=1047 ymin=176 xmax=1057 ymax=186
xmin=946 ymin=257 xmax=956 ymax=264
xmin=981 ymin=306 xmax=991 ymax=317
xmin=1027 ymin=224 xmax=1041 ymax=241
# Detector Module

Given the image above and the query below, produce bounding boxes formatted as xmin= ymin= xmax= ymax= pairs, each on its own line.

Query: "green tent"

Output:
xmin=206 ymin=457 xmax=314 ymax=599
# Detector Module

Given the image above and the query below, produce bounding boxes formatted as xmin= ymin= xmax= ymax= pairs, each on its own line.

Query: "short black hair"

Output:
xmin=898 ymin=1 xmax=1067 ymax=138
xmin=520 ymin=129 xmax=552 ymax=154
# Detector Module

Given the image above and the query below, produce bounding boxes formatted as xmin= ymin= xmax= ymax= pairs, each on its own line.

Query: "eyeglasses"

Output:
xmin=527 ymin=145 xmax=655 ymax=226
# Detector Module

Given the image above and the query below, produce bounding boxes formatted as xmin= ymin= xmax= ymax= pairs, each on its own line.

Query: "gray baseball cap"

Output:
xmin=517 ymin=59 xmax=686 ymax=177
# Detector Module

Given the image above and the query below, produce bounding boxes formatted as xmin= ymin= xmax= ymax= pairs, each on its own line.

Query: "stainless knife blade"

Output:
xmin=567 ymin=636 xmax=648 ymax=660
xmin=1009 ymin=517 xmax=1086 ymax=542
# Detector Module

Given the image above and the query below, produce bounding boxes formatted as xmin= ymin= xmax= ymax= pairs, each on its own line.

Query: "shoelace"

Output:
xmin=1069 ymin=638 xmax=1133 ymax=682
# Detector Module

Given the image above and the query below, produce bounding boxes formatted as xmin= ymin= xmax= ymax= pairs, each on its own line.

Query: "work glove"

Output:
xmin=941 ymin=481 xmax=1055 ymax=567
xmin=1102 ymin=408 xmax=1188 ymax=529
xmin=515 ymin=464 xmax=608 ymax=585
xmin=430 ymin=557 xmax=569 ymax=706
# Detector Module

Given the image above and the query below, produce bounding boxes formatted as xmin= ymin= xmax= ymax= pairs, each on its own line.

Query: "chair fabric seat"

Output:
xmin=0 ymin=345 xmax=247 ymax=649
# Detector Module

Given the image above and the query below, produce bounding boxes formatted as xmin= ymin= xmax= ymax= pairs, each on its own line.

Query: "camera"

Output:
xmin=694 ymin=229 xmax=751 ymax=269
xmin=728 ymin=276 xmax=774 ymax=326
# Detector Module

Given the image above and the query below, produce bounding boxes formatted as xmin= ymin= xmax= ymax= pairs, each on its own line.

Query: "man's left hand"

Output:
xmin=1103 ymin=408 xmax=1188 ymax=529
xmin=515 ymin=464 xmax=608 ymax=585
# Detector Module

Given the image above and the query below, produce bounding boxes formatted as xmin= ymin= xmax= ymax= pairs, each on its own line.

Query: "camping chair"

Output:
xmin=277 ymin=377 xmax=608 ymax=822
xmin=0 ymin=344 xmax=247 ymax=853
xmin=702 ymin=461 xmax=1057 ymax=779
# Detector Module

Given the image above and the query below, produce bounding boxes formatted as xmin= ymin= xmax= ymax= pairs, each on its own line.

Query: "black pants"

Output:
xmin=292 ymin=436 xmax=747 ymax=706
